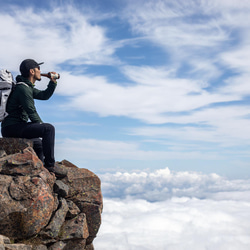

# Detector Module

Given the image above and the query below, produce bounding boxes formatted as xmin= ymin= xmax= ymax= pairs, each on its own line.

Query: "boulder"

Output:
xmin=54 ymin=180 xmax=69 ymax=198
xmin=59 ymin=213 xmax=89 ymax=240
xmin=66 ymin=200 xmax=80 ymax=219
xmin=77 ymin=203 xmax=102 ymax=244
xmin=0 ymin=235 xmax=10 ymax=244
xmin=5 ymin=244 xmax=32 ymax=250
xmin=0 ymin=148 xmax=55 ymax=238
xmin=60 ymin=160 xmax=102 ymax=205
xmin=33 ymin=245 xmax=48 ymax=250
xmin=63 ymin=239 xmax=87 ymax=250
xmin=0 ymin=138 xmax=33 ymax=155
xmin=47 ymin=241 xmax=66 ymax=250
xmin=59 ymin=160 xmax=103 ymax=243
xmin=0 ymin=138 xmax=103 ymax=250
xmin=41 ymin=198 xmax=68 ymax=239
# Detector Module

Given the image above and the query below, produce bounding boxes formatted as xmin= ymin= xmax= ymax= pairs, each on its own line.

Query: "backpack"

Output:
xmin=0 ymin=69 xmax=15 ymax=121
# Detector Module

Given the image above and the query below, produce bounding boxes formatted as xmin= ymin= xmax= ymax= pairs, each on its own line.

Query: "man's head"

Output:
xmin=20 ymin=59 xmax=44 ymax=78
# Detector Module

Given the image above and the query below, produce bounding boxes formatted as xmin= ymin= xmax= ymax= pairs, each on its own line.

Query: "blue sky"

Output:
xmin=1 ymin=1 xmax=250 ymax=249
xmin=1 ymin=0 xmax=250 ymax=178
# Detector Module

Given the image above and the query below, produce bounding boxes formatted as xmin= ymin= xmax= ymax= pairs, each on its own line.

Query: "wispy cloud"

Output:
xmin=0 ymin=4 xmax=119 ymax=70
xmin=55 ymin=138 xmax=219 ymax=162
xmin=55 ymin=67 xmax=240 ymax=120
xmin=54 ymin=66 xmax=250 ymax=149
xmin=130 ymin=105 xmax=250 ymax=146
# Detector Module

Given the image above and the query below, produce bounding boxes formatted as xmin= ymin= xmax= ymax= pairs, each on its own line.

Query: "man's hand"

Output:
xmin=49 ymin=72 xmax=59 ymax=83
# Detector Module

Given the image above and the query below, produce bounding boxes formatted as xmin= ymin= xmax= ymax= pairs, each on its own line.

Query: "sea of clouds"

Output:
xmin=94 ymin=168 xmax=250 ymax=250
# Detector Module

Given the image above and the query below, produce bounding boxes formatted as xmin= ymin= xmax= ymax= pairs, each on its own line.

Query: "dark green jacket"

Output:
xmin=1 ymin=75 xmax=57 ymax=128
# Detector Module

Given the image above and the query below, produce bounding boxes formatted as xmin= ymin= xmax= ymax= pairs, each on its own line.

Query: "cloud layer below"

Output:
xmin=94 ymin=168 xmax=250 ymax=250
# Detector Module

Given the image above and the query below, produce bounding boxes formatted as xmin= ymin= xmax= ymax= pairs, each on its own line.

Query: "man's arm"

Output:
xmin=33 ymin=81 xmax=57 ymax=100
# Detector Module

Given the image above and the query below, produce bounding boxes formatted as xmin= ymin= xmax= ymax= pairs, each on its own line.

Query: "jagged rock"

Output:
xmin=5 ymin=244 xmax=32 ymax=250
xmin=32 ymin=245 xmax=48 ymax=250
xmin=41 ymin=198 xmax=68 ymax=238
xmin=0 ymin=147 xmax=55 ymax=239
xmin=0 ymin=138 xmax=102 ymax=250
xmin=85 ymin=243 xmax=94 ymax=250
xmin=59 ymin=160 xmax=103 ymax=242
xmin=0 ymin=147 xmax=43 ymax=176
xmin=0 ymin=235 xmax=10 ymax=244
xmin=59 ymin=213 xmax=89 ymax=240
xmin=63 ymin=239 xmax=87 ymax=250
xmin=78 ymin=203 xmax=102 ymax=244
xmin=53 ymin=194 xmax=60 ymax=212
xmin=47 ymin=241 xmax=66 ymax=250
xmin=66 ymin=200 xmax=80 ymax=219
xmin=54 ymin=180 xmax=69 ymax=197
xmin=0 ymin=174 xmax=28 ymax=238
xmin=0 ymin=150 xmax=6 ymax=158
xmin=0 ymin=138 xmax=33 ymax=155
xmin=60 ymin=160 xmax=102 ymax=205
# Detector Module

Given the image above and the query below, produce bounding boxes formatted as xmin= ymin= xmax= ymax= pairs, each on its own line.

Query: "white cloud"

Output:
xmin=0 ymin=5 xmax=118 ymax=71
xmin=2 ymin=2 xmax=250 ymax=150
xmin=124 ymin=0 xmax=250 ymax=50
xmin=122 ymin=0 xmax=230 ymax=73
xmin=219 ymin=73 xmax=250 ymax=96
xmin=94 ymin=168 xmax=250 ymax=250
xmin=220 ymin=46 xmax=250 ymax=74
xmin=1 ymin=1 xmax=249 ymax=178
xmin=95 ymin=198 xmax=250 ymax=250
xmin=130 ymin=105 xmax=250 ymax=146
xmin=99 ymin=167 xmax=250 ymax=201
xmin=54 ymin=68 xmax=250 ymax=148
xmin=122 ymin=0 xmax=250 ymax=82
xmin=55 ymin=68 xmax=240 ymax=122
xmin=55 ymin=138 xmax=219 ymax=163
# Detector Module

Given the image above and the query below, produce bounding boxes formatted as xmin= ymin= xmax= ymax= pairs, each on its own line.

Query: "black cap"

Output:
xmin=20 ymin=59 xmax=44 ymax=77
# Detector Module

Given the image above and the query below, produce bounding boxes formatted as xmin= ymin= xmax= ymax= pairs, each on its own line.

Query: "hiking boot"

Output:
xmin=46 ymin=163 xmax=68 ymax=178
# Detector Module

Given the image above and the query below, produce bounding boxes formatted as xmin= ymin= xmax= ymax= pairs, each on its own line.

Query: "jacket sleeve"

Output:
xmin=18 ymin=85 xmax=43 ymax=123
xmin=33 ymin=81 xmax=57 ymax=100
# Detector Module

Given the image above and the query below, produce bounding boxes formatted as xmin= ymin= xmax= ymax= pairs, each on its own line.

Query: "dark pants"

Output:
xmin=1 ymin=122 xmax=55 ymax=167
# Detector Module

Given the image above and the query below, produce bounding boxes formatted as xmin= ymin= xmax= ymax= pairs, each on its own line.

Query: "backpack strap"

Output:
xmin=16 ymin=82 xmax=29 ymax=88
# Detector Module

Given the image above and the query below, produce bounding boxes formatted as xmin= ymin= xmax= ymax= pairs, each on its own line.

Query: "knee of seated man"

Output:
xmin=42 ymin=123 xmax=55 ymax=132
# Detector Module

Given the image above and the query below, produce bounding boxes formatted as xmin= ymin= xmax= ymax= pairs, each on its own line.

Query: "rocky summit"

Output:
xmin=0 ymin=138 xmax=103 ymax=250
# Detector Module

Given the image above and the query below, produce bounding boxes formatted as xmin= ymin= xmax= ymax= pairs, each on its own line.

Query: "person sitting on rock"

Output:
xmin=1 ymin=59 xmax=66 ymax=177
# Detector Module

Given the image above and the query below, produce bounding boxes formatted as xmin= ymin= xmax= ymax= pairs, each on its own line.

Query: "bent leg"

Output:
xmin=1 ymin=123 xmax=45 ymax=163
xmin=20 ymin=123 xmax=55 ymax=167
xmin=31 ymin=138 xmax=44 ymax=163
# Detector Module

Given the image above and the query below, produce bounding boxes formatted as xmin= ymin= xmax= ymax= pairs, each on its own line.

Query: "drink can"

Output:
xmin=49 ymin=72 xmax=60 ymax=79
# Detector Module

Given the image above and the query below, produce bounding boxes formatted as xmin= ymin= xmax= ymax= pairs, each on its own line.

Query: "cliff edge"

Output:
xmin=0 ymin=138 xmax=103 ymax=250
